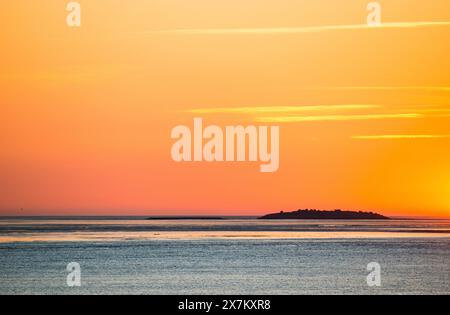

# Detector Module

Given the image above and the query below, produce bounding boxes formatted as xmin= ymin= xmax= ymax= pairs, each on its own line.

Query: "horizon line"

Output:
xmin=1 ymin=214 xmax=449 ymax=220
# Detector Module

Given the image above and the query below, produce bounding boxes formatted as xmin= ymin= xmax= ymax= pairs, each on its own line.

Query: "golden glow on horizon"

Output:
xmin=0 ymin=230 xmax=448 ymax=243
xmin=1 ymin=0 xmax=450 ymax=217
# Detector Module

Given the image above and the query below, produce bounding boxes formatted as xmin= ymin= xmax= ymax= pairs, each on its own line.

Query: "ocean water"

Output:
xmin=0 ymin=218 xmax=449 ymax=295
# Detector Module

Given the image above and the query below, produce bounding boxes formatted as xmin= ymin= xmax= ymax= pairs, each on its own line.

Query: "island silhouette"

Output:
xmin=259 ymin=209 xmax=390 ymax=220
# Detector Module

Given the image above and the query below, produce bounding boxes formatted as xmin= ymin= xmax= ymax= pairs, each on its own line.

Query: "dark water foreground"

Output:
xmin=0 ymin=238 xmax=449 ymax=295
xmin=0 ymin=218 xmax=449 ymax=295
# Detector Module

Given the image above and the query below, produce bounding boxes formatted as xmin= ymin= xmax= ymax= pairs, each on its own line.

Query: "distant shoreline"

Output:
xmin=146 ymin=217 xmax=226 ymax=220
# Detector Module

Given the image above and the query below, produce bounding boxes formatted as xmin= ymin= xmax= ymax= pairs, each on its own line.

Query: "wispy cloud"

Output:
xmin=255 ymin=113 xmax=422 ymax=123
xmin=305 ymin=86 xmax=450 ymax=92
xmin=186 ymin=104 xmax=450 ymax=124
xmin=147 ymin=21 xmax=450 ymax=35
xmin=187 ymin=105 xmax=379 ymax=115
xmin=416 ymin=109 xmax=450 ymax=113
xmin=353 ymin=135 xmax=450 ymax=140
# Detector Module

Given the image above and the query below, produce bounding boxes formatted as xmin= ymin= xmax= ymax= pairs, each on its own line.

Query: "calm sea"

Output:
xmin=0 ymin=217 xmax=449 ymax=295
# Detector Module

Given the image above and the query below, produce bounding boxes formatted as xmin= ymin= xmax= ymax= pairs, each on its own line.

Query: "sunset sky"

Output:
xmin=1 ymin=0 xmax=450 ymax=217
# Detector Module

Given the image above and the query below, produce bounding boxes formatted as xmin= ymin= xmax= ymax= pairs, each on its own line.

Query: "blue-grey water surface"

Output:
xmin=0 ymin=218 xmax=449 ymax=295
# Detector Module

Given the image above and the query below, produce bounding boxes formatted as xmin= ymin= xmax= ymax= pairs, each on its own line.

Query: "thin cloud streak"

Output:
xmin=353 ymin=135 xmax=450 ymax=140
xmin=187 ymin=105 xmax=380 ymax=114
xmin=416 ymin=108 xmax=450 ymax=113
xmin=148 ymin=21 xmax=450 ymax=35
xmin=256 ymin=113 xmax=422 ymax=123
xmin=306 ymin=86 xmax=450 ymax=92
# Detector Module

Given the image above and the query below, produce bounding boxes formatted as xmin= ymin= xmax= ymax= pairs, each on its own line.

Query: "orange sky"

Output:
xmin=1 ymin=0 xmax=450 ymax=217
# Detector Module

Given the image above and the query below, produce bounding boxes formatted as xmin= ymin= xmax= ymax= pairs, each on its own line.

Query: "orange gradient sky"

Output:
xmin=1 ymin=0 xmax=450 ymax=217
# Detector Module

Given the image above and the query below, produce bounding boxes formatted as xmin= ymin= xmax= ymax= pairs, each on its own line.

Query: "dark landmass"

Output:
xmin=146 ymin=217 xmax=225 ymax=220
xmin=259 ymin=209 xmax=390 ymax=220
